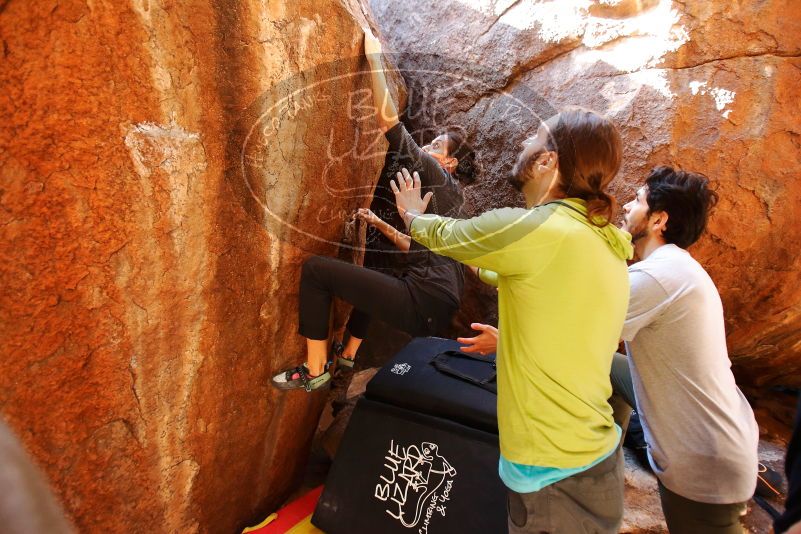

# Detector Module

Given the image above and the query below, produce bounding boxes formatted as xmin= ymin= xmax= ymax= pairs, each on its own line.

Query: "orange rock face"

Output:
xmin=0 ymin=0 xmax=402 ymax=531
xmin=371 ymin=0 xmax=801 ymax=386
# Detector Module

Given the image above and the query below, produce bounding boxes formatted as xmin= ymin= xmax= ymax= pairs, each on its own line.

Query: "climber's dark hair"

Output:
xmin=645 ymin=166 xmax=719 ymax=248
xmin=446 ymin=131 xmax=478 ymax=185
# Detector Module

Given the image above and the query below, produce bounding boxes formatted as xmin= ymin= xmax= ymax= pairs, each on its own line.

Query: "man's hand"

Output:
xmin=363 ymin=27 xmax=382 ymax=58
xmin=391 ymin=167 xmax=433 ymax=229
xmin=355 ymin=207 xmax=380 ymax=226
xmin=457 ymin=323 xmax=499 ymax=356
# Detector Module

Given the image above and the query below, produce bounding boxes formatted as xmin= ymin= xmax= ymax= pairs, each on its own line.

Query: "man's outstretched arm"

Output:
xmin=392 ymin=168 xmax=555 ymax=275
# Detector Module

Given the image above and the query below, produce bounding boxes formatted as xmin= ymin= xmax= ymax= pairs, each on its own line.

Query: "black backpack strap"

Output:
xmin=436 ymin=350 xmax=495 ymax=366
xmin=431 ymin=350 xmax=497 ymax=394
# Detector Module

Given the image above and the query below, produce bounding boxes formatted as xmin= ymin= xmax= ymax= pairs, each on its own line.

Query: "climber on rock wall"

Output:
xmin=461 ymin=167 xmax=760 ymax=533
xmin=271 ymin=27 xmax=476 ymax=392
xmin=392 ymin=108 xmax=633 ymax=534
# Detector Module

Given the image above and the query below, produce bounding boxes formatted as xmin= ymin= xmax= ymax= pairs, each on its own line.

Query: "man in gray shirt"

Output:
xmin=614 ymin=166 xmax=759 ymax=532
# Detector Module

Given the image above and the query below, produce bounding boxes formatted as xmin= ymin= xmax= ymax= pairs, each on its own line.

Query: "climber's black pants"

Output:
xmin=298 ymin=255 xmax=455 ymax=341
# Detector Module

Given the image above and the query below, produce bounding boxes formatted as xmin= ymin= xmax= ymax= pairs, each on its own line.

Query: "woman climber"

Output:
xmin=271 ymin=27 xmax=477 ymax=392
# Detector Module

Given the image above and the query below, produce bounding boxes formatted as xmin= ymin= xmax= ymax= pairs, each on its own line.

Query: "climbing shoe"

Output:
xmin=337 ymin=355 xmax=355 ymax=369
xmin=331 ymin=340 xmax=355 ymax=370
xmin=271 ymin=363 xmax=331 ymax=392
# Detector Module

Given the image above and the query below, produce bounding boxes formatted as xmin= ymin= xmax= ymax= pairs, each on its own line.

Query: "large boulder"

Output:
xmin=0 ymin=0 xmax=402 ymax=531
xmin=371 ymin=0 xmax=801 ymax=387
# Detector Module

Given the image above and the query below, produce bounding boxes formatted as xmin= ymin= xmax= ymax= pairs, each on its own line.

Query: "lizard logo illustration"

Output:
xmin=374 ymin=440 xmax=457 ymax=530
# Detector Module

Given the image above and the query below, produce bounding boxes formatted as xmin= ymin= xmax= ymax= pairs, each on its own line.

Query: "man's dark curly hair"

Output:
xmin=645 ymin=166 xmax=719 ymax=249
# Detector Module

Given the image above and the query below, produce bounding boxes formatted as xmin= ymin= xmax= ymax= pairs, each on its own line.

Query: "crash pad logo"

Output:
xmin=390 ymin=363 xmax=412 ymax=376
xmin=374 ymin=440 xmax=456 ymax=532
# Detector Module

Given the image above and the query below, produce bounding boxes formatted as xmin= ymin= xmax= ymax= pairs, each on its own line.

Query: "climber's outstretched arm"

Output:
xmin=364 ymin=27 xmax=399 ymax=132
xmin=356 ymin=208 xmax=410 ymax=252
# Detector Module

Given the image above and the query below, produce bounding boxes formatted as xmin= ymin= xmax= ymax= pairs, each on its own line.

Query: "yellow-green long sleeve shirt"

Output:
xmin=410 ymin=199 xmax=633 ymax=467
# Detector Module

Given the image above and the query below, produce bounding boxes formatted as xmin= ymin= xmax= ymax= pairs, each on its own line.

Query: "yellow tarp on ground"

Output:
xmin=284 ymin=515 xmax=324 ymax=534
xmin=242 ymin=486 xmax=324 ymax=534
xmin=243 ymin=513 xmax=323 ymax=534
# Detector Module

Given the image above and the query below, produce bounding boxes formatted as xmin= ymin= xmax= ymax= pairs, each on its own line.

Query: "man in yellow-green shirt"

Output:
xmin=390 ymin=108 xmax=633 ymax=533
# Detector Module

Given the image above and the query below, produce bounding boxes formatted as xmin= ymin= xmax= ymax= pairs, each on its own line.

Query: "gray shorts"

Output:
xmin=506 ymin=446 xmax=624 ymax=534
xmin=659 ymin=481 xmax=747 ymax=534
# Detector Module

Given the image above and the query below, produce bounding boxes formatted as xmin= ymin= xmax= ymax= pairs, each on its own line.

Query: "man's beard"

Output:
xmin=626 ymin=217 xmax=649 ymax=244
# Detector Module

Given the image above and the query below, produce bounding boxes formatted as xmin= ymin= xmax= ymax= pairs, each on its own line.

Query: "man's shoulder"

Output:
xmin=630 ymin=245 xmax=692 ymax=275
xmin=630 ymin=245 xmax=718 ymax=297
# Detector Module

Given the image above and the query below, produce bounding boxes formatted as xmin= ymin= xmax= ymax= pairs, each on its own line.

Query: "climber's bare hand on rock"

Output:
xmin=457 ymin=323 xmax=499 ymax=356
xmin=391 ymin=168 xmax=432 ymax=229
xmin=355 ymin=208 xmax=380 ymax=226
xmin=363 ymin=26 xmax=382 ymax=58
